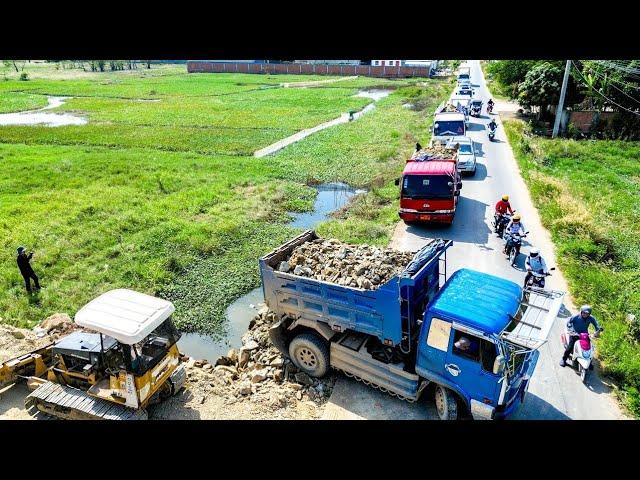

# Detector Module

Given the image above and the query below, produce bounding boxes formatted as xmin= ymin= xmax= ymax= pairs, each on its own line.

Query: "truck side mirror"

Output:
xmin=493 ymin=355 xmax=505 ymax=375
xmin=394 ymin=178 xmax=400 ymax=186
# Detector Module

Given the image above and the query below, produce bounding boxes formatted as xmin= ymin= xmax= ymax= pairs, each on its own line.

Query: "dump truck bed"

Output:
xmin=259 ymin=230 xmax=451 ymax=347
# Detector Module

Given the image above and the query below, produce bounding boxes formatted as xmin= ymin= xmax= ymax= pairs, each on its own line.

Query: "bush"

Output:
xmin=19 ymin=72 xmax=29 ymax=81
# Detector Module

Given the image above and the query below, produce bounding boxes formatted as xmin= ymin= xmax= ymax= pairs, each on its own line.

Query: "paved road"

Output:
xmin=322 ymin=60 xmax=627 ymax=420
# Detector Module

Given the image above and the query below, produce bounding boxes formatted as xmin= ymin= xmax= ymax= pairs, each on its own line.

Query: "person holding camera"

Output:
xmin=16 ymin=246 xmax=41 ymax=293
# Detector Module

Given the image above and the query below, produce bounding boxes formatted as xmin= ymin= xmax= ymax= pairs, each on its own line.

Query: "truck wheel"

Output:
xmin=435 ymin=385 xmax=458 ymax=420
xmin=288 ymin=333 xmax=330 ymax=378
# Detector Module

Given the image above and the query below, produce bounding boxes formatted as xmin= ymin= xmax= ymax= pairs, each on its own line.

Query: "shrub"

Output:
xmin=19 ymin=72 xmax=29 ymax=81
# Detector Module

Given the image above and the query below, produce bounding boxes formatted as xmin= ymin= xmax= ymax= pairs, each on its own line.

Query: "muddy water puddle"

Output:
xmin=0 ymin=96 xmax=86 ymax=127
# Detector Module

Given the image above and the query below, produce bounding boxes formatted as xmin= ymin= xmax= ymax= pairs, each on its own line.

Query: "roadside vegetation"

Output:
xmin=504 ymin=119 xmax=640 ymax=416
xmin=0 ymin=61 xmax=451 ymax=338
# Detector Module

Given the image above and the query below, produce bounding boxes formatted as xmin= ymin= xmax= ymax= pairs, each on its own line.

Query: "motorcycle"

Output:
xmin=524 ymin=267 xmax=556 ymax=289
xmin=488 ymin=125 xmax=497 ymax=141
xmin=471 ymin=105 xmax=481 ymax=117
xmin=492 ymin=211 xmax=514 ymax=237
xmin=561 ymin=327 xmax=602 ymax=384
xmin=504 ymin=231 xmax=529 ymax=267
xmin=487 ymin=103 xmax=494 ymax=114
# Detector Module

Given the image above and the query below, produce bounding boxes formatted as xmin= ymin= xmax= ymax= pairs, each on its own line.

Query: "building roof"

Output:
xmin=429 ymin=269 xmax=521 ymax=335
xmin=403 ymin=160 xmax=457 ymax=175
xmin=75 ymin=289 xmax=175 ymax=345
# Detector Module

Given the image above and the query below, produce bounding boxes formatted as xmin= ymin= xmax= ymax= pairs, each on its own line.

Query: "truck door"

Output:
xmin=444 ymin=329 xmax=500 ymax=406
xmin=416 ymin=316 xmax=451 ymax=379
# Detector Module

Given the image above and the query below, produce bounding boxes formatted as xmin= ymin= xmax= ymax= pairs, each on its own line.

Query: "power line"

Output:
xmin=571 ymin=60 xmax=640 ymax=116
xmin=579 ymin=64 xmax=640 ymax=105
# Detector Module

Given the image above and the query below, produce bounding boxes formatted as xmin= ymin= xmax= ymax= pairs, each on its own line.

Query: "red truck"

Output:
xmin=395 ymin=146 xmax=462 ymax=225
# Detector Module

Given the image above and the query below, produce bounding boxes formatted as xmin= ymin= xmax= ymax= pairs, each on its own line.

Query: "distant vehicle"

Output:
xmin=456 ymin=85 xmax=474 ymax=97
xmin=450 ymin=96 xmax=471 ymax=125
xmin=457 ymin=66 xmax=471 ymax=86
xmin=446 ymin=136 xmax=476 ymax=175
xmin=396 ymin=153 xmax=462 ymax=225
xmin=432 ymin=110 xmax=466 ymax=145
xmin=470 ymin=99 xmax=483 ymax=117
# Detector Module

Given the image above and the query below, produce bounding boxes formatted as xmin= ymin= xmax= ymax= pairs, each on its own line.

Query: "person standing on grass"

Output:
xmin=16 ymin=246 xmax=41 ymax=293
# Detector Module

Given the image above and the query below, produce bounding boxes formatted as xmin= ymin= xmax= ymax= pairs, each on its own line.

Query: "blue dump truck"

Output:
xmin=261 ymin=231 xmax=565 ymax=420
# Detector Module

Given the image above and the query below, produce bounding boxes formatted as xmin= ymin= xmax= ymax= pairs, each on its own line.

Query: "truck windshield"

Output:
xmin=402 ymin=174 xmax=453 ymax=199
xmin=458 ymin=74 xmax=469 ymax=80
xmin=434 ymin=121 xmax=465 ymax=136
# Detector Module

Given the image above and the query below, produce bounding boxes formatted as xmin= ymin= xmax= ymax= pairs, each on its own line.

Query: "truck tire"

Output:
xmin=288 ymin=333 xmax=330 ymax=378
xmin=435 ymin=385 xmax=458 ymax=420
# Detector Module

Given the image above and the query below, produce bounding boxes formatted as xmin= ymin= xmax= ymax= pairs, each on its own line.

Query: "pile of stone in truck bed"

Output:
xmin=180 ymin=306 xmax=335 ymax=411
xmin=276 ymin=238 xmax=415 ymax=290
xmin=411 ymin=144 xmax=458 ymax=161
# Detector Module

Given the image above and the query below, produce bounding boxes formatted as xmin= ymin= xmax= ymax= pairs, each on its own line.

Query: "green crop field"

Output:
xmin=0 ymin=61 xmax=451 ymax=338
xmin=505 ymin=119 xmax=640 ymax=415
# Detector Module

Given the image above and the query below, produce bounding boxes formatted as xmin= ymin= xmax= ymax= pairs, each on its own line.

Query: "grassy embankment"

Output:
xmin=504 ymin=119 xmax=640 ymax=416
xmin=0 ymin=62 xmax=450 ymax=338
xmin=480 ymin=61 xmax=510 ymax=101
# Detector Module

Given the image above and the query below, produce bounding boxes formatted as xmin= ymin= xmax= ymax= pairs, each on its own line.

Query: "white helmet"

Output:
xmin=530 ymin=248 xmax=540 ymax=257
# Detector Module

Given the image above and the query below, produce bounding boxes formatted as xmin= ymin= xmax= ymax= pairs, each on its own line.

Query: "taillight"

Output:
xmin=483 ymin=397 xmax=493 ymax=405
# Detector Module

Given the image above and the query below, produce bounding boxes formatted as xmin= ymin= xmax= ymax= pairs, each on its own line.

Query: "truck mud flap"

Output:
xmin=330 ymin=341 xmax=421 ymax=401
xmin=269 ymin=319 xmax=289 ymax=357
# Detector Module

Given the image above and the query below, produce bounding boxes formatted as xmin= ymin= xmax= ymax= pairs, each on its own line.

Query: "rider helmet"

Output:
xmin=17 ymin=246 xmax=26 ymax=254
xmin=502 ymin=194 xmax=509 ymax=201
xmin=580 ymin=305 xmax=592 ymax=315
xmin=513 ymin=214 xmax=521 ymax=222
xmin=530 ymin=247 xmax=540 ymax=257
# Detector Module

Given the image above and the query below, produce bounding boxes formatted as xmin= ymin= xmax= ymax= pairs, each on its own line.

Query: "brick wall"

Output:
xmin=187 ymin=61 xmax=432 ymax=78
xmin=568 ymin=110 xmax=617 ymax=133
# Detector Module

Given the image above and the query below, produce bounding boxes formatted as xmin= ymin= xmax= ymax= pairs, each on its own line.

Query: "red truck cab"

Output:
xmin=397 ymin=159 xmax=462 ymax=225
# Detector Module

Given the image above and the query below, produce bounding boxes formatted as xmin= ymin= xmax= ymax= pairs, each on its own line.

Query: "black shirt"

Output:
xmin=17 ymin=253 xmax=34 ymax=275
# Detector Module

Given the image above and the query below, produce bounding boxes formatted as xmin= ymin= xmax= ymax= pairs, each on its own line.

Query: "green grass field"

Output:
xmin=0 ymin=62 xmax=451 ymax=336
xmin=504 ymin=119 xmax=640 ymax=416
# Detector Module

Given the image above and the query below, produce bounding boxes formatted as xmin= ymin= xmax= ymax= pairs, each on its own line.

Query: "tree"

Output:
xmin=486 ymin=60 xmax=539 ymax=98
xmin=517 ymin=62 xmax=583 ymax=119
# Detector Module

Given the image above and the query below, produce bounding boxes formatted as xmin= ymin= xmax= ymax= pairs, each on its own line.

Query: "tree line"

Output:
xmin=486 ymin=60 xmax=640 ymax=139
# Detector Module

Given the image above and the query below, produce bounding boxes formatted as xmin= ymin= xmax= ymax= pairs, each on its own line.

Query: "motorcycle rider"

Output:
xmin=494 ymin=194 xmax=514 ymax=233
xmin=487 ymin=98 xmax=495 ymax=112
xmin=488 ymin=118 xmax=498 ymax=132
xmin=523 ymin=247 xmax=548 ymax=287
xmin=503 ymin=214 xmax=525 ymax=254
xmin=560 ymin=305 xmax=603 ymax=367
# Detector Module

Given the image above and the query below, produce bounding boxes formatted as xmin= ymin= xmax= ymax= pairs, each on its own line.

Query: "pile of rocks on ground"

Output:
xmin=275 ymin=239 xmax=414 ymax=290
xmin=180 ymin=306 xmax=335 ymax=411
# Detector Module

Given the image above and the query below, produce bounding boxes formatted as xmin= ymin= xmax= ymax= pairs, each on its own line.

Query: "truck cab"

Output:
xmin=398 ymin=160 xmax=462 ymax=224
xmin=432 ymin=111 xmax=466 ymax=145
xmin=416 ymin=268 xmax=563 ymax=419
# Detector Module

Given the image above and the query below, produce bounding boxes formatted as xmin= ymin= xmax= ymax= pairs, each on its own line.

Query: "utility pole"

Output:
xmin=552 ymin=60 xmax=571 ymax=138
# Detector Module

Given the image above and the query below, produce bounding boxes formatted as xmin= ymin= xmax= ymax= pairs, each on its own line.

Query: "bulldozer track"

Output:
xmin=25 ymin=381 xmax=148 ymax=420
xmin=334 ymin=368 xmax=417 ymax=403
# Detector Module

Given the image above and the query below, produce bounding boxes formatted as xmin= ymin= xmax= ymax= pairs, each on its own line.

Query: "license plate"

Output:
xmin=420 ymin=215 xmax=431 ymax=220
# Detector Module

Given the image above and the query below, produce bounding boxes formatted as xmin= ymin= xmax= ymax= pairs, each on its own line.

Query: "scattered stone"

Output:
xmin=238 ymin=349 xmax=251 ymax=368
xmin=238 ymin=382 xmax=252 ymax=396
xmin=202 ymin=364 xmax=213 ymax=372
xmin=242 ymin=340 xmax=259 ymax=351
xmin=273 ymin=370 xmax=283 ymax=383
xmin=289 ymin=383 xmax=303 ymax=391
xmin=296 ymin=391 xmax=303 ymax=400
xmin=278 ymin=261 xmax=290 ymax=272
xmin=227 ymin=349 xmax=238 ymax=364
xmin=10 ymin=330 xmax=25 ymax=339
xmin=294 ymin=372 xmax=313 ymax=386
xmin=251 ymin=369 xmax=268 ymax=383
xmin=40 ymin=313 xmax=73 ymax=332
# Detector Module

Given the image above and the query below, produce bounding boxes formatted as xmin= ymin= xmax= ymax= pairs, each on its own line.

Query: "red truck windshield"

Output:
xmin=402 ymin=175 xmax=453 ymax=199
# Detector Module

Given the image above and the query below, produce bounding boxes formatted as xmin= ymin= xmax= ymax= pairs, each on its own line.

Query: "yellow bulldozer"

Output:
xmin=0 ymin=289 xmax=186 ymax=420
